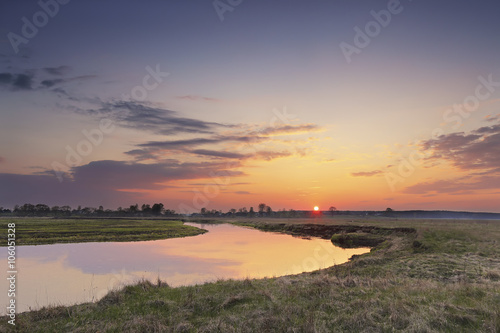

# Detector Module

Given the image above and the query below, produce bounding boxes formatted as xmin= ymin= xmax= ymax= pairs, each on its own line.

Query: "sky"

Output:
xmin=1 ymin=0 xmax=500 ymax=213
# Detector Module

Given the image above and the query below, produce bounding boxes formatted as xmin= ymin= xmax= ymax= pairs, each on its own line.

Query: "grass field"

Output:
xmin=1 ymin=216 xmax=499 ymax=332
xmin=0 ymin=218 xmax=207 ymax=246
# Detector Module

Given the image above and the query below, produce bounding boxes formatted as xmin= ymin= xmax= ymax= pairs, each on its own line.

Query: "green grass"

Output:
xmin=0 ymin=218 xmax=207 ymax=246
xmin=1 ymin=216 xmax=500 ymax=332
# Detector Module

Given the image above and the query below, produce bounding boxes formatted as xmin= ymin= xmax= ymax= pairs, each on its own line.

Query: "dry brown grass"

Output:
xmin=1 ymin=216 xmax=499 ymax=332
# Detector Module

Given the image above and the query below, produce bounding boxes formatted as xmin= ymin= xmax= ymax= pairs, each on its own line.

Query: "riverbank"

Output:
xmin=1 ymin=217 xmax=499 ymax=332
xmin=0 ymin=218 xmax=206 ymax=246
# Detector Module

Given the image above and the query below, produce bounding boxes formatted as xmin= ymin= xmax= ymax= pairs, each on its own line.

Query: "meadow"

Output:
xmin=1 ymin=216 xmax=499 ymax=332
xmin=0 ymin=218 xmax=206 ymax=246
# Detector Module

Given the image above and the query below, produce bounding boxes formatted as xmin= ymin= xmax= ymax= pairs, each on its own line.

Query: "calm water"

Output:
xmin=1 ymin=223 xmax=369 ymax=313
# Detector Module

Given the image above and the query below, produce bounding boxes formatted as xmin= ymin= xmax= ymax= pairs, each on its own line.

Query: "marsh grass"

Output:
xmin=1 ymin=217 xmax=499 ymax=332
xmin=0 ymin=218 xmax=206 ymax=246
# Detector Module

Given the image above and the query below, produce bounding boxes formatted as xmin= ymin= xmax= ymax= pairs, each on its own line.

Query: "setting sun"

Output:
xmin=313 ymin=206 xmax=319 ymax=211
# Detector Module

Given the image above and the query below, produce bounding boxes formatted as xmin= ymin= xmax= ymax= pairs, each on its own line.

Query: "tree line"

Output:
xmin=0 ymin=202 xmax=343 ymax=218
xmin=0 ymin=203 xmax=176 ymax=217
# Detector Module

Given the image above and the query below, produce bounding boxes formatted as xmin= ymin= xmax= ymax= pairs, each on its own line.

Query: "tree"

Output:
xmin=129 ymin=204 xmax=139 ymax=214
xmin=229 ymin=208 xmax=237 ymax=216
xmin=35 ymin=204 xmax=50 ymax=216
xmin=266 ymin=206 xmax=272 ymax=216
xmin=164 ymin=209 xmax=175 ymax=216
xmin=385 ymin=207 xmax=393 ymax=212
xmin=258 ymin=203 xmax=266 ymax=215
xmin=201 ymin=207 xmax=207 ymax=215
xmin=329 ymin=206 xmax=337 ymax=216
xmin=141 ymin=204 xmax=151 ymax=214
xmin=60 ymin=206 xmax=72 ymax=214
xmin=151 ymin=203 xmax=164 ymax=215
xmin=249 ymin=207 xmax=255 ymax=217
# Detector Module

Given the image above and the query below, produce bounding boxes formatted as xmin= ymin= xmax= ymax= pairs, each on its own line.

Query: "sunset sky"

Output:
xmin=1 ymin=0 xmax=500 ymax=212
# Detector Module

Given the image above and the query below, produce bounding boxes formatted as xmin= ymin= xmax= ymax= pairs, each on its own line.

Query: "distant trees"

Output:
xmin=5 ymin=202 xmax=178 ymax=217
xmin=141 ymin=204 xmax=152 ymax=214
xmin=151 ymin=203 xmax=164 ymax=215
xmin=0 ymin=207 xmax=11 ymax=214
xmin=384 ymin=207 xmax=395 ymax=217
xmin=2 ymin=202 xmax=358 ymax=218
xmin=129 ymin=204 xmax=139 ymax=214
xmin=258 ymin=203 xmax=266 ymax=214
xmin=257 ymin=203 xmax=273 ymax=216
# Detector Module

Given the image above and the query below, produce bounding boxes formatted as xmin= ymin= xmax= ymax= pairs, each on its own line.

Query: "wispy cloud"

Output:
xmin=404 ymin=120 xmax=500 ymax=195
xmin=0 ymin=66 xmax=95 ymax=92
xmin=0 ymin=159 xmax=246 ymax=207
xmin=43 ymin=66 xmax=72 ymax=76
xmin=132 ymin=122 xmax=317 ymax=163
xmin=420 ymin=120 xmax=500 ymax=171
xmin=84 ymin=100 xmax=233 ymax=136
xmin=0 ymin=72 xmax=34 ymax=90
xmin=190 ymin=149 xmax=247 ymax=159
xmin=351 ymin=170 xmax=383 ymax=177
xmin=176 ymin=95 xmax=220 ymax=102
xmin=257 ymin=124 xmax=321 ymax=136
xmin=403 ymin=174 xmax=500 ymax=195
xmin=41 ymin=75 xmax=97 ymax=88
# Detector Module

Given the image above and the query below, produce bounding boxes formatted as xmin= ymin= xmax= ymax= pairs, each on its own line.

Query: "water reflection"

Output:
xmin=0 ymin=223 xmax=369 ymax=313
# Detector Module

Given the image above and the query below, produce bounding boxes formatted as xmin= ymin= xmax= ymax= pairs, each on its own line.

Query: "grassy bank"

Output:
xmin=0 ymin=218 xmax=206 ymax=246
xmin=1 ymin=217 xmax=500 ymax=332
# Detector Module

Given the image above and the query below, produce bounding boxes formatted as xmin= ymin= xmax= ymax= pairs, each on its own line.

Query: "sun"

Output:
xmin=313 ymin=206 xmax=319 ymax=211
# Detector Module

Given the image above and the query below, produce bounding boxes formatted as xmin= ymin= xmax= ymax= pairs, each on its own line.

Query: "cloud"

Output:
xmin=253 ymin=151 xmax=292 ymax=161
xmin=137 ymin=123 xmax=322 ymax=151
xmin=190 ymin=149 xmax=247 ymax=159
xmin=129 ymin=117 xmax=319 ymax=165
xmin=43 ymin=66 xmax=71 ymax=76
xmin=0 ymin=72 xmax=34 ymax=90
xmin=403 ymin=120 xmax=500 ymax=195
xmin=257 ymin=124 xmax=321 ymax=136
xmin=351 ymin=170 xmax=383 ymax=177
xmin=420 ymin=120 xmax=500 ymax=171
xmin=188 ymin=149 xmax=291 ymax=161
xmin=41 ymin=75 xmax=96 ymax=88
xmin=0 ymin=159 xmax=246 ymax=208
xmin=0 ymin=67 xmax=95 ymax=92
xmin=176 ymin=95 xmax=220 ymax=102
xmin=403 ymin=174 xmax=500 ymax=195
xmin=138 ymin=135 xmax=261 ymax=150
xmin=83 ymin=100 xmax=232 ymax=136
xmin=187 ymin=182 xmax=252 ymax=186
xmin=233 ymin=191 xmax=252 ymax=195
